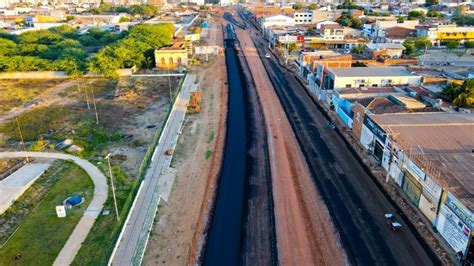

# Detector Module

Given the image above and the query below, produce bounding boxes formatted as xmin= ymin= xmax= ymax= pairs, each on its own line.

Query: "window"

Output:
xmin=372 ymin=84 xmax=378 ymax=87
xmin=346 ymin=84 xmax=351 ymax=88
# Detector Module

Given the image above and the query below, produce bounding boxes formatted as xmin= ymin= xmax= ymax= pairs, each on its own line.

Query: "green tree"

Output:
xmin=403 ymin=42 xmax=415 ymax=55
xmin=408 ymin=10 xmax=426 ymax=20
xmin=308 ymin=3 xmax=318 ymax=10
xmin=0 ymin=38 xmax=18 ymax=56
xmin=425 ymin=0 xmax=439 ymax=5
xmin=447 ymin=40 xmax=460 ymax=52
xmin=293 ymin=3 xmax=304 ymax=10
xmin=452 ymin=79 xmax=474 ymax=107
xmin=307 ymin=27 xmax=316 ymax=35
xmin=465 ymin=41 xmax=474 ymax=48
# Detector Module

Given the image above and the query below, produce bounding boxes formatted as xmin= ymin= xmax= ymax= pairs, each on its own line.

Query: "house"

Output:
xmin=293 ymin=12 xmax=313 ymax=24
xmin=364 ymin=43 xmax=406 ymax=59
xmin=381 ymin=26 xmax=417 ymax=43
xmin=332 ymin=86 xmax=406 ymax=128
xmin=364 ymin=112 xmax=474 ymax=258
xmin=369 ymin=19 xmax=420 ymax=41
xmin=311 ymin=66 xmax=422 ymax=103
xmin=320 ymin=23 xmax=344 ymax=41
xmin=297 ymin=50 xmax=352 ymax=80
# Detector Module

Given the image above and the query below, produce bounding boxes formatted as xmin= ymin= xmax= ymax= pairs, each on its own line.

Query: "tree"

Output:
xmin=408 ymin=10 xmax=426 ymax=20
xmin=0 ymin=38 xmax=18 ymax=56
xmin=465 ymin=41 xmax=474 ymax=48
xmin=293 ymin=3 xmax=304 ymax=10
xmin=426 ymin=10 xmax=439 ymax=18
xmin=442 ymin=79 xmax=474 ymax=107
xmin=402 ymin=42 xmax=414 ymax=55
xmin=307 ymin=27 xmax=316 ymax=36
xmin=425 ymin=0 xmax=439 ymax=5
xmin=308 ymin=3 xmax=318 ymax=10
xmin=447 ymin=40 xmax=460 ymax=52
xmin=411 ymin=37 xmax=431 ymax=50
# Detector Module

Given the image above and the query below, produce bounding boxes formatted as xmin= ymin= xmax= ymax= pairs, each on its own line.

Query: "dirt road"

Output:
xmin=235 ymin=28 xmax=345 ymax=265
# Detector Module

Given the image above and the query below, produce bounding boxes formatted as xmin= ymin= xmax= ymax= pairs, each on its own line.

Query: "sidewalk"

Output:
xmin=109 ymin=74 xmax=198 ymax=266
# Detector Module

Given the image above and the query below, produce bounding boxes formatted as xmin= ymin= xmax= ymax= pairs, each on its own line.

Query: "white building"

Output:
xmin=293 ymin=12 xmax=313 ymax=25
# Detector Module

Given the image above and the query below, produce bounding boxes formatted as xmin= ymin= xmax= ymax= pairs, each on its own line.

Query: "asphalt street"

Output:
xmin=249 ymin=28 xmax=440 ymax=265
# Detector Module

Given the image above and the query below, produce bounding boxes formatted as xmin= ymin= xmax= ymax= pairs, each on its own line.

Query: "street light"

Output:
xmin=105 ymin=153 xmax=119 ymax=221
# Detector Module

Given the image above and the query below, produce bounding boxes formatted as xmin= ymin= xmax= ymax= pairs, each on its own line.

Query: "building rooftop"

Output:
xmin=390 ymin=95 xmax=426 ymax=109
xmin=370 ymin=112 xmax=474 ymax=209
xmin=366 ymin=43 xmax=406 ymax=51
xmin=357 ymin=97 xmax=407 ymax=114
xmin=330 ymin=67 xmax=416 ymax=77
xmin=320 ymin=23 xmax=343 ymax=30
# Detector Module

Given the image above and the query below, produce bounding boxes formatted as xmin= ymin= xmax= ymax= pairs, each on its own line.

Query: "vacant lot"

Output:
xmin=0 ymin=162 xmax=93 ymax=265
xmin=0 ymin=75 xmax=182 ymax=264
xmin=0 ymin=79 xmax=68 ymax=116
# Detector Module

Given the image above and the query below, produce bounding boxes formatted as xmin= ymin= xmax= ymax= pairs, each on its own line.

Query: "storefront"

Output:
xmin=436 ymin=193 xmax=473 ymax=256
xmin=360 ymin=115 xmax=387 ymax=162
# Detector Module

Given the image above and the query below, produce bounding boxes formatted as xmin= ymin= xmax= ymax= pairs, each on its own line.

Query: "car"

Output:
xmin=265 ymin=53 xmax=271 ymax=58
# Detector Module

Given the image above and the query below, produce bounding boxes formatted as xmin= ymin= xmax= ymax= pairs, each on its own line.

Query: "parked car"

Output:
xmin=265 ymin=53 xmax=271 ymax=58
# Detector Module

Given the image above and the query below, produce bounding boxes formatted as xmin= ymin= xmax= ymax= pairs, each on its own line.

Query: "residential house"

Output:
xmin=364 ymin=43 xmax=406 ymax=59
xmin=320 ymin=23 xmax=344 ymax=41
xmin=380 ymin=26 xmax=417 ymax=43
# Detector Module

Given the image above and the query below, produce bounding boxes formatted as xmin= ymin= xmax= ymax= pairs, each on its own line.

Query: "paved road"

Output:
xmin=0 ymin=151 xmax=108 ymax=266
xmin=109 ymin=75 xmax=197 ymax=266
xmin=249 ymin=29 xmax=439 ymax=265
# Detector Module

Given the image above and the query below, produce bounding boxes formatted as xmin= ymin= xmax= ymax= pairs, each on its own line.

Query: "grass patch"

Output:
xmin=0 ymin=161 xmax=69 ymax=245
xmin=0 ymin=162 xmax=94 ymax=265
xmin=72 ymin=163 xmax=133 ymax=265
xmin=205 ymin=150 xmax=212 ymax=160
xmin=206 ymin=131 xmax=214 ymax=144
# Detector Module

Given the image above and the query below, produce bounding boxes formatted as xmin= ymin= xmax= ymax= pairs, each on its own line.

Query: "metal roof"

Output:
xmin=366 ymin=43 xmax=406 ymax=50
xmin=370 ymin=112 xmax=474 ymax=210
xmin=330 ymin=67 xmax=417 ymax=77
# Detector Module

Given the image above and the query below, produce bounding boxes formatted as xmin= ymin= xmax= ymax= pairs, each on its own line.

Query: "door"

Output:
xmin=373 ymin=140 xmax=384 ymax=161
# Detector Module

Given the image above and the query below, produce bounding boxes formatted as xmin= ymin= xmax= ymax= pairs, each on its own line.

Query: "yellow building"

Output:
xmin=154 ymin=44 xmax=188 ymax=69
xmin=420 ymin=24 xmax=474 ymax=45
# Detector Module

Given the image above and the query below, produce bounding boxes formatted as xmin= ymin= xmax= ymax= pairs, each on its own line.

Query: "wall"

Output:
xmin=0 ymin=71 xmax=67 ymax=79
xmin=351 ymin=103 xmax=366 ymax=141
xmin=333 ymin=75 xmax=421 ymax=89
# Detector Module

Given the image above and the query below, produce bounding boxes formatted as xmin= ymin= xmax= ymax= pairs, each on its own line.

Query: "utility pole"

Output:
xmin=105 ymin=153 xmax=120 ymax=221
xmin=15 ymin=117 xmax=29 ymax=163
xmin=168 ymin=69 xmax=173 ymax=103
xmin=286 ymin=34 xmax=290 ymax=66
xmin=90 ymin=85 xmax=99 ymax=125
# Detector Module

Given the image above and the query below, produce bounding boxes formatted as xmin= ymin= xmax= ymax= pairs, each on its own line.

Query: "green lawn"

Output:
xmin=0 ymin=163 xmax=94 ymax=265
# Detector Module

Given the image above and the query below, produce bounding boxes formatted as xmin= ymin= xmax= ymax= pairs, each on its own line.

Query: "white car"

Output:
xmin=264 ymin=53 xmax=271 ymax=58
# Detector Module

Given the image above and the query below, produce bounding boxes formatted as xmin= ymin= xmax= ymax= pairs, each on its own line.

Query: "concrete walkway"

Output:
xmin=0 ymin=161 xmax=52 ymax=215
xmin=109 ymin=74 xmax=198 ymax=266
xmin=0 ymin=152 xmax=108 ymax=266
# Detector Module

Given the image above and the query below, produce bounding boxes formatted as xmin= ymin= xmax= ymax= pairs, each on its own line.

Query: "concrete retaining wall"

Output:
xmin=0 ymin=71 xmax=67 ymax=79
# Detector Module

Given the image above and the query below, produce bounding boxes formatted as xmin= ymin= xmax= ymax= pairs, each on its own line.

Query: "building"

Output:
xmin=365 ymin=19 xmax=420 ymax=41
xmin=417 ymin=23 xmax=474 ymax=46
xmin=361 ymin=112 xmax=474 ymax=259
xmin=154 ymin=45 xmax=188 ymax=69
xmin=259 ymin=14 xmax=294 ymax=32
xmin=320 ymin=23 xmax=344 ymax=41
xmin=332 ymin=87 xmax=406 ymax=128
xmin=379 ymin=26 xmax=417 ymax=43
xmin=364 ymin=43 xmax=406 ymax=59
xmin=311 ymin=66 xmax=422 ymax=102
xmin=297 ymin=50 xmax=352 ymax=80
xmin=293 ymin=12 xmax=313 ymax=24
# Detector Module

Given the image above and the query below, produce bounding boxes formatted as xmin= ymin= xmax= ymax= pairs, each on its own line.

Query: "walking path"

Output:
xmin=0 ymin=151 xmax=108 ymax=266
xmin=0 ymin=161 xmax=52 ymax=215
xmin=109 ymin=74 xmax=198 ymax=266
